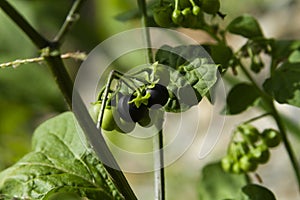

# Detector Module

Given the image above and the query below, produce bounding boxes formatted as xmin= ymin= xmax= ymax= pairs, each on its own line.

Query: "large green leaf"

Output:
xmin=198 ymin=162 xmax=249 ymax=200
xmin=0 ymin=112 xmax=123 ymax=200
xmin=227 ymin=15 xmax=263 ymax=39
xmin=225 ymin=83 xmax=260 ymax=115
xmin=263 ymin=62 xmax=300 ymax=107
xmin=242 ymin=184 xmax=276 ymax=200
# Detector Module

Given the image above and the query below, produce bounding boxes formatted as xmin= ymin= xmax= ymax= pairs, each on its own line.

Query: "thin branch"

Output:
xmin=243 ymin=113 xmax=271 ymax=124
xmin=73 ymin=90 xmax=138 ymax=200
xmin=137 ymin=0 xmax=154 ymax=63
xmin=270 ymin=102 xmax=300 ymax=192
xmin=0 ymin=0 xmax=139 ymax=198
xmin=0 ymin=0 xmax=49 ymax=49
xmin=0 ymin=52 xmax=87 ymax=69
xmin=153 ymin=129 xmax=166 ymax=200
xmin=43 ymin=52 xmax=74 ymax=108
xmin=53 ymin=0 xmax=86 ymax=45
xmin=137 ymin=0 xmax=165 ymax=199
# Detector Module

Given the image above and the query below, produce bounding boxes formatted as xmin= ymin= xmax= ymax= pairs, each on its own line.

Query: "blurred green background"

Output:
xmin=0 ymin=0 xmax=299 ymax=199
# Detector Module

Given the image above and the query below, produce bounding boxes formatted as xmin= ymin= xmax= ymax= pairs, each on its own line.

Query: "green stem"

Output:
xmin=0 ymin=1 xmax=139 ymax=198
xmin=0 ymin=0 xmax=49 ymax=49
xmin=54 ymin=0 xmax=86 ymax=45
xmin=96 ymin=70 xmax=115 ymax=129
xmin=137 ymin=0 xmax=154 ymax=63
xmin=43 ymin=52 xmax=74 ymax=108
xmin=159 ymin=0 xmax=164 ymax=6
xmin=269 ymin=102 xmax=300 ymax=192
xmin=153 ymin=129 xmax=166 ymax=200
xmin=243 ymin=113 xmax=271 ymax=124
xmin=203 ymin=25 xmax=222 ymax=43
xmin=238 ymin=59 xmax=269 ymax=100
xmin=137 ymin=0 xmax=165 ymax=199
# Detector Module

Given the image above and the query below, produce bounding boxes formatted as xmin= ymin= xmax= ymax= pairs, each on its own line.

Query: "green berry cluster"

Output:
xmin=153 ymin=0 xmax=221 ymax=28
xmin=221 ymin=124 xmax=281 ymax=174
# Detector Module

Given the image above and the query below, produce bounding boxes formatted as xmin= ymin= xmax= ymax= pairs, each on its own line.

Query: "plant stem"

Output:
xmin=0 ymin=1 xmax=139 ymax=198
xmin=137 ymin=0 xmax=154 ymax=63
xmin=73 ymin=90 xmax=138 ymax=200
xmin=43 ymin=52 xmax=74 ymax=108
xmin=54 ymin=0 xmax=86 ymax=45
xmin=0 ymin=52 xmax=86 ymax=69
xmin=96 ymin=70 xmax=115 ymax=129
xmin=159 ymin=0 xmax=164 ymax=6
xmin=153 ymin=129 xmax=166 ymax=200
xmin=137 ymin=0 xmax=165 ymax=199
xmin=269 ymin=102 xmax=300 ymax=192
xmin=243 ymin=113 xmax=271 ymax=124
xmin=0 ymin=0 xmax=49 ymax=49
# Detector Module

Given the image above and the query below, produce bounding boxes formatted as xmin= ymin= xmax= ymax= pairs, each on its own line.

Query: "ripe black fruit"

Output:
xmin=146 ymin=84 xmax=169 ymax=108
xmin=117 ymin=95 xmax=148 ymax=123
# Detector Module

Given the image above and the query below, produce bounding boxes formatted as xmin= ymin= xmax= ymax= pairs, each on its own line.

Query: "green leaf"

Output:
xmin=155 ymin=45 xmax=219 ymax=112
xmin=225 ymin=83 xmax=260 ymax=114
xmin=155 ymin=45 xmax=210 ymax=69
xmin=198 ymin=162 xmax=249 ymax=200
xmin=165 ymin=58 xmax=219 ymax=112
xmin=242 ymin=184 xmax=276 ymax=200
xmin=270 ymin=40 xmax=300 ymax=63
xmin=209 ymin=43 xmax=233 ymax=70
xmin=227 ymin=15 xmax=263 ymax=39
xmin=47 ymin=192 xmax=82 ymax=200
xmin=263 ymin=62 xmax=300 ymax=107
xmin=289 ymin=49 xmax=300 ymax=63
xmin=0 ymin=112 xmax=123 ymax=200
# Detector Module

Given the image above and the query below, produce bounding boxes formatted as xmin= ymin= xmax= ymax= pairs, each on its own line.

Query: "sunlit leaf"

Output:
xmin=289 ymin=50 xmax=300 ymax=63
xmin=155 ymin=45 xmax=219 ymax=112
xmin=0 ymin=112 xmax=123 ymax=200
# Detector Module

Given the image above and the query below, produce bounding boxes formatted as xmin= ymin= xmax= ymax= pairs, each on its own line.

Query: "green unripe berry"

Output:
xmin=229 ymin=142 xmax=248 ymax=160
xmin=101 ymin=106 xmax=117 ymax=131
xmin=251 ymin=144 xmax=270 ymax=164
xmin=172 ymin=10 xmax=183 ymax=24
xmin=221 ymin=156 xmax=234 ymax=173
xmin=113 ymin=106 xmax=136 ymax=134
xmin=239 ymin=155 xmax=258 ymax=172
xmin=238 ymin=124 xmax=260 ymax=143
xmin=262 ymin=129 xmax=281 ymax=148
xmin=181 ymin=8 xmax=199 ymax=28
xmin=232 ymin=162 xmax=242 ymax=174
xmin=192 ymin=5 xmax=201 ymax=15
xmin=153 ymin=4 xmax=174 ymax=27
xmin=182 ymin=7 xmax=192 ymax=16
